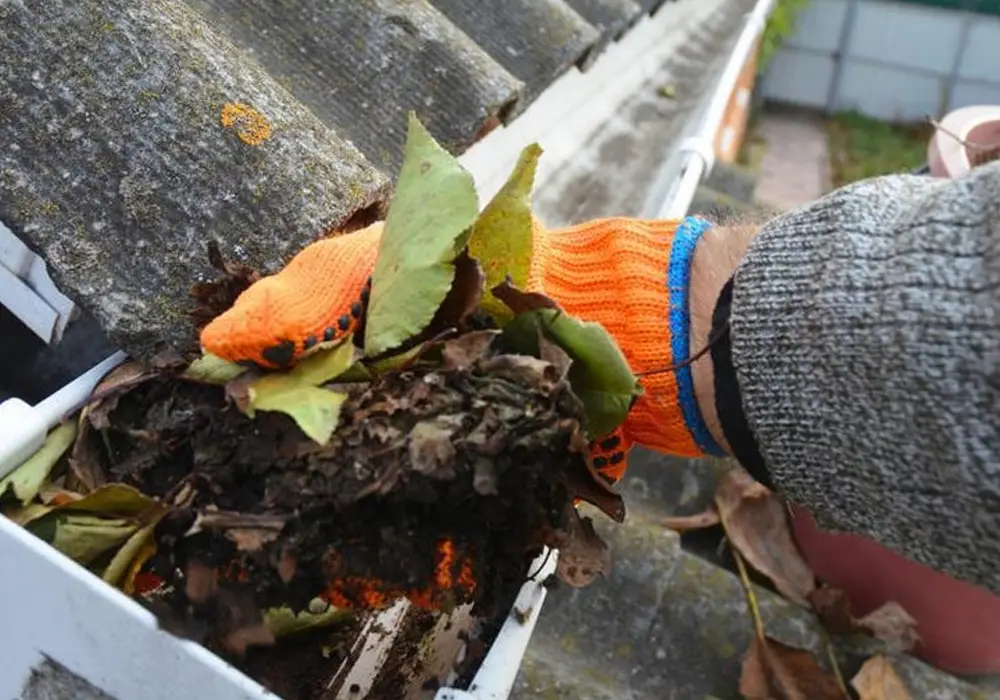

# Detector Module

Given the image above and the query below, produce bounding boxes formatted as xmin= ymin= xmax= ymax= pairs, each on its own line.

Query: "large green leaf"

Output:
xmin=467 ymin=144 xmax=542 ymax=324
xmin=0 ymin=422 xmax=76 ymax=506
xmin=503 ymin=310 xmax=643 ymax=438
xmin=245 ymin=338 xmax=356 ymax=444
xmin=364 ymin=113 xmax=480 ymax=356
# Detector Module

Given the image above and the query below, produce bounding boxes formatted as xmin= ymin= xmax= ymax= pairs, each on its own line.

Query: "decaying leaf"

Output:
xmin=441 ymin=330 xmax=500 ymax=371
xmin=86 ymin=360 xmax=150 ymax=430
xmin=40 ymin=514 xmax=139 ymax=567
xmin=183 ymin=352 xmax=248 ymax=384
xmin=554 ymin=506 xmax=612 ymax=587
xmin=500 ymin=297 xmax=642 ymax=438
xmin=661 ymin=509 xmax=721 ymax=532
xmin=850 ymin=654 xmax=912 ymax=700
xmin=467 ymin=144 xmax=542 ymax=323
xmin=427 ymin=251 xmax=486 ymax=335
xmin=103 ymin=515 xmax=165 ymax=588
xmin=364 ymin=113 xmax=480 ymax=357
xmin=856 ymin=603 xmax=919 ymax=654
xmin=810 ymin=587 xmax=918 ymax=653
xmin=68 ymin=410 xmax=107 ymax=492
xmin=491 ymin=277 xmax=560 ymax=315
xmin=190 ymin=240 xmax=262 ymax=329
xmin=263 ymin=604 xmax=352 ymax=639
xmin=408 ymin=421 xmax=458 ymax=480
xmin=244 ymin=338 xmax=356 ymax=444
xmin=22 ymin=483 xmax=161 ymax=568
xmin=49 ymin=483 xmax=158 ymax=517
xmin=739 ymin=635 xmax=844 ymax=700
xmin=716 ymin=468 xmax=816 ymax=607
xmin=0 ymin=422 xmax=76 ymax=506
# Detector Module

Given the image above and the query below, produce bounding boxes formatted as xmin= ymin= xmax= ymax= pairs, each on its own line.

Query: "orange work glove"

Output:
xmin=200 ymin=216 xmax=726 ymax=485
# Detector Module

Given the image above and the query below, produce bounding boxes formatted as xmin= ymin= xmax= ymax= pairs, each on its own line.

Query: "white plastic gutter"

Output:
xmin=436 ymin=3 xmax=780 ymax=698
xmin=652 ymin=0 xmax=777 ymax=220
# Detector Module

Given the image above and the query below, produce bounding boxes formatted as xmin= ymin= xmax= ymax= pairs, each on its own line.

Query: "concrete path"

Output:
xmin=753 ymin=107 xmax=832 ymax=211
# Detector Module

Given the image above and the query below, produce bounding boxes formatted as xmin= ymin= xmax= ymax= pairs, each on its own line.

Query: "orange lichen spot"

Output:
xmin=220 ymin=102 xmax=273 ymax=146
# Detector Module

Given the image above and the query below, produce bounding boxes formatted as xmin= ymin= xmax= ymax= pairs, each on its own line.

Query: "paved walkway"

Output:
xmin=753 ymin=107 xmax=832 ymax=211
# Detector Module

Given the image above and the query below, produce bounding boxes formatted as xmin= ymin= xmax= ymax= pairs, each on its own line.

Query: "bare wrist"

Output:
xmin=689 ymin=222 xmax=759 ymax=454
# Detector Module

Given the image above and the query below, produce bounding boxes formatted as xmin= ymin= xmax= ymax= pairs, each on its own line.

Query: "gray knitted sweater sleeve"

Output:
xmin=729 ymin=160 xmax=1000 ymax=595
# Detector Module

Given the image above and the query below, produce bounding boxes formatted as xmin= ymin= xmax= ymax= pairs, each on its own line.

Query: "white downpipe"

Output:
xmin=656 ymin=0 xmax=777 ymax=220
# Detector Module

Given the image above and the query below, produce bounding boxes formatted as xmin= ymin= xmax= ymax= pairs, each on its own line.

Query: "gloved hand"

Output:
xmin=200 ymin=215 xmax=725 ymax=483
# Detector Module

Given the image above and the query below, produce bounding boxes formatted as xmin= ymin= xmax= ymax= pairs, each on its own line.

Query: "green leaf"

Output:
xmin=246 ymin=339 xmax=356 ymax=444
xmin=0 ymin=422 xmax=76 ymax=506
xmin=183 ymin=352 xmax=247 ymax=384
xmin=503 ymin=310 xmax=643 ymax=438
xmin=364 ymin=113 xmax=480 ymax=357
xmin=468 ymin=144 xmax=542 ymax=324
xmin=43 ymin=514 xmax=138 ymax=566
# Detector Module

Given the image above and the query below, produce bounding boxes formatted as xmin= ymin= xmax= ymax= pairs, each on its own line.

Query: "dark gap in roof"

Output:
xmin=338 ymin=199 xmax=387 ymax=235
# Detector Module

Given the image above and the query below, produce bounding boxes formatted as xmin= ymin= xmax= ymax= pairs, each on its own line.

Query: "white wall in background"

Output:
xmin=762 ymin=0 xmax=1000 ymax=121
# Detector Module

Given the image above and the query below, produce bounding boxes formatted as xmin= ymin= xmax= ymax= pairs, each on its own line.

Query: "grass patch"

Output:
xmin=826 ymin=111 xmax=932 ymax=187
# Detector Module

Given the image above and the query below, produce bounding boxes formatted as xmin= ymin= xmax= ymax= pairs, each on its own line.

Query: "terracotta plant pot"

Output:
xmin=790 ymin=504 xmax=1000 ymax=676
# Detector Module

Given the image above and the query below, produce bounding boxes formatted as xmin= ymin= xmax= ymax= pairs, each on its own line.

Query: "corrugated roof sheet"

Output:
xmin=0 ymin=0 xmax=677 ymax=362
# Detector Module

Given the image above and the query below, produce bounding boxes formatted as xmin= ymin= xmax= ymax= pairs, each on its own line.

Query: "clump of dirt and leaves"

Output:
xmin=0 ymin=115 xmax=638 ymax=695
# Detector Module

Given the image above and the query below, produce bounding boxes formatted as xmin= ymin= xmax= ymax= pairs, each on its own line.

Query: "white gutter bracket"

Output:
xmin=0 ymin=220 xmax=78 ymax=345
xmin=677 ymin=135 xmax=717 ymax=176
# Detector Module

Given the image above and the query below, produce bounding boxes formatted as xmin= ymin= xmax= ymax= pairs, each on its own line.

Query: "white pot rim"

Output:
xmin=928 ymin=104 xmax=1000 ymax=178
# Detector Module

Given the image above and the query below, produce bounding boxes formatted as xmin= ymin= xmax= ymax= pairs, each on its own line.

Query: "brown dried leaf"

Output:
xmin=739 ymin=635 xmax=844 ymax=700
xmin=850 ymin=655 xmax=912 ymax=700
xmin=809 ymin=586 xmax=856 ymax=634
xmin=190 ymin=240 xmax=262 ymax=329
xmin=68 ymin=414 xmax=107 ymax=492
xmin=554 ymin=507 xmax=611 ymax=588
xmin=491 ymin=277 xmax=561 ymax=314
xmin=661 ymin=508 xmax=721 ymax=532
xmin=225 ymin=528 xmax=282 ymax=552
xmin=441 ymin=330 xmax=500 ymax=371
xmin=480 ymin=354 xmax=563 ymax=395
xmin=149 ymin=349 xmax=188 ymax=370
xmin=716 ymin=468 xmax=816 ymax=607
xmin=87 ymin=361 xmax=151 ymax=430
xmin=856 ymin=603 xmax=919 ymax=654
xmin=187 ymin=511 xmax=288 ymax=538
xmin=408 ymin=421 xmax=457 ymax=480
xmin=810 ymin=587 xmax=919 ymax=653
xmin=434 ymin=251 xmax=486 ymax=330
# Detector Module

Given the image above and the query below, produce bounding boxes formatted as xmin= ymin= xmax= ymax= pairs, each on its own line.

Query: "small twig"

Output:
xmin=719 ymin=507 xmax=766 ymax=642
xmin=821 ymin=628 xmax=850 ymax=699
xmin=928 ymin=116 xmax=1000 ymax=166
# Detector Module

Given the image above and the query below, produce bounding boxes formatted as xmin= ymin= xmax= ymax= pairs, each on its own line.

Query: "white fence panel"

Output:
xmin=762 ymin=0 xmax=1000 ymax=122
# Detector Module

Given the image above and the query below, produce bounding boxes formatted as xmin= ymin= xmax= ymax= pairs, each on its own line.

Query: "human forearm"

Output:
xmin=690 ymin=162 xmax=1000 ymax=593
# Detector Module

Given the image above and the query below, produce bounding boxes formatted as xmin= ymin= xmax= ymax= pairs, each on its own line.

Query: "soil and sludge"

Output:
xmin=0 ymin=117 xmax=638 ymax=697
